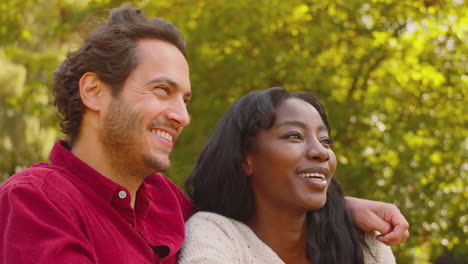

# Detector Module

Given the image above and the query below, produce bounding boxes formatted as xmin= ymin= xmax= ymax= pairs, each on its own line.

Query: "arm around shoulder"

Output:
xmin=0 ymin=179 xmax=94 ymax=263
xmin=346 ymin=196 xmax=410 ymax=245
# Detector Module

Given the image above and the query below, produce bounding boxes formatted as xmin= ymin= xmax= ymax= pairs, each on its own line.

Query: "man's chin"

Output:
xmin=144 ymin=155 xmax=171 ymax=173
xmin=156 ymin=164 xmax=171 ymax=173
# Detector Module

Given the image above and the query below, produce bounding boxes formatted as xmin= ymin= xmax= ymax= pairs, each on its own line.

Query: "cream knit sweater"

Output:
xmin=179 ymin=212 xmax=396 ymax=264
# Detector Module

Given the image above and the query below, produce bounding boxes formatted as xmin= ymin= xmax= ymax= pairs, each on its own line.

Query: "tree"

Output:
xmin=1 ymin=0 xmax=466 ymax=262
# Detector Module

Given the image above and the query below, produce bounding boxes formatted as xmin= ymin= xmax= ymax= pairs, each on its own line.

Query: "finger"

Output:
xmin=376 ymin=233 xmax=402 ymax=246
xmin=377 ymin=225 xmax=410 ymax=245
xmin=368 ymin=215 xmax=393 ymax=235
xmin=377 ymin=235 xmax=404 ymax=246
xmin=376 ymin=234 xmax=389 ymax=244
xmin=387 ymin=209 xmax=409 ymax=228
xmin=403 ymin=230 xmax=410 ymax=241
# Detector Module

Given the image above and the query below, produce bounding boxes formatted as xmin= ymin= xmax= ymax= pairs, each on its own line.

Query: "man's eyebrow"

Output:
xmin=144 ymin=77 xmax=192 ymax=98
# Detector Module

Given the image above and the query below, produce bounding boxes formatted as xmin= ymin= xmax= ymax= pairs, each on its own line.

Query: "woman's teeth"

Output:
xmin=298 ymin=173 xmax=326 ymax=181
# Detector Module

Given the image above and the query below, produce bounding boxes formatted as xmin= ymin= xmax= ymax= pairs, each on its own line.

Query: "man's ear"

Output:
xmin=242 ymin=151 xmax=254 ymax=177
xmin=79 ymin=72 xmax=106 ymax=111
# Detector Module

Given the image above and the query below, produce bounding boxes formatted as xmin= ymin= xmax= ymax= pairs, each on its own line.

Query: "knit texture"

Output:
xmin=179 ymin=211 xmax=396 ymax=264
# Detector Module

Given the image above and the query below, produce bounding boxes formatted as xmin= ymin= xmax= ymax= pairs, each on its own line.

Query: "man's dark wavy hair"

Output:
xmin=185 ymin=87 xmax=366 ymax=264
xmin=52 ymin=6 xmax=186 ymax=145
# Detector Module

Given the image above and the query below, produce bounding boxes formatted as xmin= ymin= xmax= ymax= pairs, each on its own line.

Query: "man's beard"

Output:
xmin=99 ymin=96 xmax=168 ymax=179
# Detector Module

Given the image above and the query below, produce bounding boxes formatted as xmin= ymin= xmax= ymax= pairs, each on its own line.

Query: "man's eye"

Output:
xmin=155 ymin=86 xmax=169 ymax=92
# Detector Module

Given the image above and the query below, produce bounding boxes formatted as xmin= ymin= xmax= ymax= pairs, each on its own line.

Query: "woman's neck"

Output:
xmin=246 ymin=205 xmax=311 ymax=264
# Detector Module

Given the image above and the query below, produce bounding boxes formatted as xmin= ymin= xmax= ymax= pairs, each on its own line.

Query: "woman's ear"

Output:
xmin=242 ymin=151 xmax=254 ymax=177
xmin=79 ymin=72 xmax=106 ymax=111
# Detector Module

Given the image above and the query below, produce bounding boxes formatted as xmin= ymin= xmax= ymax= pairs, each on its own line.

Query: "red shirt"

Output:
xmin=0 ymin=141 xmax=194 ymax=263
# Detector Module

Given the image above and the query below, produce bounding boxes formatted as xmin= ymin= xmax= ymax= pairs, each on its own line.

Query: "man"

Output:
xmin=0 ymin=6 xmax=408 ymax=264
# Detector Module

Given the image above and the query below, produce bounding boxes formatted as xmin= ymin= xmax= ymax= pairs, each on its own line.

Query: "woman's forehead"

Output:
xmin=274 ymin=98 xmax=323 ymax=124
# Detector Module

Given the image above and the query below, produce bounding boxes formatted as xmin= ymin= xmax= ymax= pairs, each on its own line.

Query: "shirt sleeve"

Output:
xmin=0 ymin=178 xmax=95 ymax=263
xmin=178 ymin=212 xmax=240 ymax=264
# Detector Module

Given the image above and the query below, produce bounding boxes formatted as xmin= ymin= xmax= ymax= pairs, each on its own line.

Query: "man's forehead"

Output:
xmin=136 ymin=39 xmax=185 ymax=60
xmin=128 ymin=39 xmax=190 ymax=87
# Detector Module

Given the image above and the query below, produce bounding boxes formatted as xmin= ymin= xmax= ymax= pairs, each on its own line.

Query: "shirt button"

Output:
xmin=118 ymin=190 xmax=127 ymax=199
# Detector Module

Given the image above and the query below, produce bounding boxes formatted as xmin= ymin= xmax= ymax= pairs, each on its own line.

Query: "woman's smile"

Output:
xmin=244 ymin=98 xmax=337 ymax=213
xmin=297 ymin=166 xmax=331 ymax=190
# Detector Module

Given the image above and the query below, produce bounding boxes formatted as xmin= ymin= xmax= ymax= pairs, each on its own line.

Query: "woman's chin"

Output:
xmin=305 ymin=197 xmax=327 ymax=211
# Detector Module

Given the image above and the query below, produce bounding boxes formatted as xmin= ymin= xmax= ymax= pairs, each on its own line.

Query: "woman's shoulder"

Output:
xmin=184 ymin=211 xmax=263 ymax=250
xmin=185 ymin=211 xmax=242 ymax=235
xmin=363 ymin=233 xmax=397 ymax=264
xmin=181 ymin=211 xmax=285 ymax=264
xmin=180 ymin=211 xmax=246 ymax=263
xmin=187 ymin=211 xmax=234 ymax=224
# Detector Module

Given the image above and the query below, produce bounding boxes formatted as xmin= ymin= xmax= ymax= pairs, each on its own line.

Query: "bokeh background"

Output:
xmin=1 ymin=0 xmax=467 ymax=262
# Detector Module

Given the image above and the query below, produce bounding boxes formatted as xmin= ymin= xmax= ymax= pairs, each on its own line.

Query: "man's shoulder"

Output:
xmin=0 ymin=163 xmax=79 ymax=199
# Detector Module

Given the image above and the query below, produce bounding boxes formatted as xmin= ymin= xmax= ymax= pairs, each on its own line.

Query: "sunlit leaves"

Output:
xmin=1 ymin=0 xmax=467 ymax=262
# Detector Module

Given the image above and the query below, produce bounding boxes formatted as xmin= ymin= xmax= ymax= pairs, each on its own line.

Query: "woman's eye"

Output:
xmin=284 ymin=133 xmax=303 ymax=140
xmin=320 ymin=138 xmax=332 ymax=146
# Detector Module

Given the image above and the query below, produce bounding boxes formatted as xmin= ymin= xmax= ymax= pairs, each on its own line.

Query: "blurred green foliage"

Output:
xmin=1 ymin=0 xmax=467 ymax=262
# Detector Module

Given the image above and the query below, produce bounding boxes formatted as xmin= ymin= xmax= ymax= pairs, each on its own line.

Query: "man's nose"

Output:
xmin=166 ymin=97 xmax=190 ymax=128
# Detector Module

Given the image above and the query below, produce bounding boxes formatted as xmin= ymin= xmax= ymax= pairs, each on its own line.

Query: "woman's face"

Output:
xmin=244 ymin=98 xmax=337 ymax=214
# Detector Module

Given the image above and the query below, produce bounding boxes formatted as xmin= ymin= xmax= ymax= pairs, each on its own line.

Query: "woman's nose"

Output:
xmin=306 ymin=140 xmax=330 ymax=162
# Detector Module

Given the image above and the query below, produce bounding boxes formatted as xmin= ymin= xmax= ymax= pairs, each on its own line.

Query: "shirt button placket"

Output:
xmin=118 ymin=190 xmax=127 ymax=199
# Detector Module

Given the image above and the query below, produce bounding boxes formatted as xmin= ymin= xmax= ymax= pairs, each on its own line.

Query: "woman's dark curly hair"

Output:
xmin=52 ymin=6 xmax=186 ymax=145
xmin=185 ymin=87 xmax=366 ymax=264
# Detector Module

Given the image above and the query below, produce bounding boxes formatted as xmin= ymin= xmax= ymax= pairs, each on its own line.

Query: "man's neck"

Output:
xmin=71 ymin=134 xmax=143 ymax=208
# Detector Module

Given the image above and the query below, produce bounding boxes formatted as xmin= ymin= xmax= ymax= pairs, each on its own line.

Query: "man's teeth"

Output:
xmin=298 ymin=173 xmax=326 ymax=181
xmin=153 ymin=130 xmax=173 ymax=142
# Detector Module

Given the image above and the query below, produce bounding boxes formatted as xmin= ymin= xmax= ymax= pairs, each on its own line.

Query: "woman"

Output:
xmin=180 ymin=87 xmax=396 ymax=263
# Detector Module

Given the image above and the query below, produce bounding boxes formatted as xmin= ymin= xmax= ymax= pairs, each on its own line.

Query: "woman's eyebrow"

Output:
xmin=277 ymin=120 xmax=306 ymax=129
xmin=277 ymin=121 xmax=328 ymax=132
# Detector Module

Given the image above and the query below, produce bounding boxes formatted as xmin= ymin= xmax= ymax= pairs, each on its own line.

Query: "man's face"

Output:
xmin=99 ymin=39 xmax=191 ymax=177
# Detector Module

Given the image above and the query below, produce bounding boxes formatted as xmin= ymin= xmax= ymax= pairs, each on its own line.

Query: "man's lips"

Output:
xmin=149 ymin=128 xmax=177 ymax=148
xmin=150 ymin=129 xmax=174 ymax=142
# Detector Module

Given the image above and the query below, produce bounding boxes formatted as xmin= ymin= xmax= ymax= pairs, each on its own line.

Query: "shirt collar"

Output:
xmin=49 ymin=140 xmax=122 ymax=204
